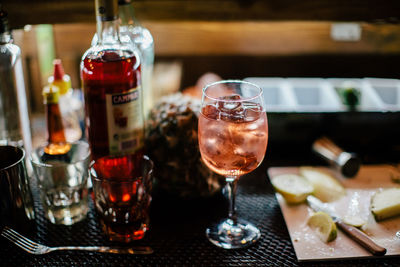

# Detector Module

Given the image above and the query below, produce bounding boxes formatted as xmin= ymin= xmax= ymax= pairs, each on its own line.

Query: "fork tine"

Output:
xmin=1 ymin=230 xmax=34 ymax=253
xmin=2 ymin=229 xmax=34 ymax=249
xmin=1 ymin=227 xmax=38 ymax=252
xmin=4 ymin=227 xmax=39 ymax=247
xmin=2 ymin=229 xmax=37 ymax=250
xmin=3 ymin=234 xmax=32 ymax=252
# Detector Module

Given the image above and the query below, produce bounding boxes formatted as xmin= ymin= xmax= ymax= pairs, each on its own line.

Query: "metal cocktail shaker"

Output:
xmin=312 ymin=136 xmax=361 ymax=178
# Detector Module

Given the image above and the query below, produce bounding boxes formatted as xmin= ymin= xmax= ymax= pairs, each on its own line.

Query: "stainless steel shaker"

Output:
xmin=312 ymin=136 xmax=361 ymax=178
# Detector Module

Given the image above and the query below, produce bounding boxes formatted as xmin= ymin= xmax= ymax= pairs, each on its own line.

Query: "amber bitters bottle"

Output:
xmin=43 ymin=84 xmax=71 ymax=156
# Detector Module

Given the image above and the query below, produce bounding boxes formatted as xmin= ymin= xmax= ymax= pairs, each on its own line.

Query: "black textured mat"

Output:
xmin=1 ymin=165 xmax=399 ymax=267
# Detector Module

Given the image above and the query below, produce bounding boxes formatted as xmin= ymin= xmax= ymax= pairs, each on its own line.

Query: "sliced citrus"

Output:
xmin=343 ymin=215 xmax=366 ymax=228
xmin=299 ymin=167 xmax=345 ymax=203
xmin=271 ymin=174 xmax=314 ymax=204
xmin=307 ymin=211 xmax=337 ymax=242
xmin=371 ymin=188 xmax=400 ymax=221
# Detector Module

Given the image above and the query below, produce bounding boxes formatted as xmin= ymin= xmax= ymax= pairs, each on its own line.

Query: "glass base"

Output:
xmin=101 ymin=220 xmax=148 ymax=243
xmin=206 ymin=218 xmax=260 ymax=249
xmin=44 ymin=201 xmax=88 ymax=226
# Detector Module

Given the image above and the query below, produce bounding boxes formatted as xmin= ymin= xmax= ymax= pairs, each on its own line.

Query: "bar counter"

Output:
xmin=1 ymin=145 xmax=399 ymax=266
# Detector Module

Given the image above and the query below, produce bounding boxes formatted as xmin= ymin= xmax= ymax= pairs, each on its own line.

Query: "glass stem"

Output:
xmin=226 ymin=176 xmax=238 ymax=225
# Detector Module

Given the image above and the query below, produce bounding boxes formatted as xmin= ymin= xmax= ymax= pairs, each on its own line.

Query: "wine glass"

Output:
xmin=198 ymin=80 xmax=268 ymax=249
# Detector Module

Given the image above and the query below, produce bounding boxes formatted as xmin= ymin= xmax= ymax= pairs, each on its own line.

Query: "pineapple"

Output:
xmin=145 ymin=93 xmax=225 ymax=198
xmin=371 ymin=188 xmax=400 ymax=221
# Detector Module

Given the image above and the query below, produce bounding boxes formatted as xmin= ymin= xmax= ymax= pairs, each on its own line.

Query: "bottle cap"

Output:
xmin=43 ymin=84 xmax=60 ymax=104
xmin=336 ymin=152 xmax=361 ymax=178
xmin=48 ymin=59 xmax=71 ymax=95
xmin=312 ymin=136 xmax=361 ymax=178
xmin=96 ymin=0 xmax=118 ymax=21
xmin=118 ymin=0 xmax=131 ymax=5
xmin=53 ymin=59 xmax=64 ymax=80
xmin=0 ymin=5 xmax=9 ymax=35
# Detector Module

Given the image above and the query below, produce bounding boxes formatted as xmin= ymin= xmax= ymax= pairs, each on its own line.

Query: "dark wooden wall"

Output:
xmin=3 ymin=0 xmax=400 ymax=111
xmin=3 ymin=0 xmax=400 ymax=29
xmin=2 ymin=0 xmax=400 ymax=156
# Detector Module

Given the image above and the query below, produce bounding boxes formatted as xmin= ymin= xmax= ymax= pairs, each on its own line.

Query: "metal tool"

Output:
xmin=1 ymin=226 xmax=153 ymax=255
xmin=306 ymin=195 xmax=386 ymax=256
xmin=312 ymin=136 xmax=361 ymax=178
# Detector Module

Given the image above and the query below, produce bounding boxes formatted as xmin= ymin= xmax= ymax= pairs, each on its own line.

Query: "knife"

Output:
xmin=306 ymin=195 xmax=386 ymax=256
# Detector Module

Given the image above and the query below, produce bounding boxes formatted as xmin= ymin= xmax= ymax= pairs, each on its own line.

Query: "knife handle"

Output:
xmin=336 ymin=221 xmax=386 ymax=256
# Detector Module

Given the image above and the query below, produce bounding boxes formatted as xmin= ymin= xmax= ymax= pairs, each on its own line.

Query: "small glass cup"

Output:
xmin=30 ymin=141 xmax=90 ymax=225
xmin=90 ymin=154 xmax=153 ymax=243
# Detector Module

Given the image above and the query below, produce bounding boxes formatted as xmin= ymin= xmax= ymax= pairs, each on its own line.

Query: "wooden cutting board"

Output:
xmin=267 ymin=165 xmax=400 ymax=262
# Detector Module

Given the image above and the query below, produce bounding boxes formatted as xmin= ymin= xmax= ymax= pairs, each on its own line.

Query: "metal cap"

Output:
xmin=312 ymin=136 xmax=361 ymax=178
xmin=118 ymin=0 xmax=131 ymax=5
xmin=42 ymin=84 xmax=60 ymax=104
xmin=96 ymin=0 xmax=118 ymax=21
xmin=0 ymin=5 xmax=9 ymax=34
xmin=336 ymin=152 xmax=361 ymax=178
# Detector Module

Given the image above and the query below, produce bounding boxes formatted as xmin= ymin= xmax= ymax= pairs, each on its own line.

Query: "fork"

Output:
xmin=1 ymin=226 xmax=153 ymax=255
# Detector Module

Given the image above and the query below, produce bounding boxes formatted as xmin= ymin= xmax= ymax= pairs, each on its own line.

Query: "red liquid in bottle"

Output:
xmin=81 ymin=50 xmax=144 ymax=161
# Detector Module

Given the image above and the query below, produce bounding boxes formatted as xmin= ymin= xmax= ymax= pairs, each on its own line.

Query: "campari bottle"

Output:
xmin=81 ymin=0 xmax=144 ymax=161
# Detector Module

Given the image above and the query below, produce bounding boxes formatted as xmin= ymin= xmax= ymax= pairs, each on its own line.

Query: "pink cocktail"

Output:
xmin=199 ymin=103 xmax=268 ymax=177
xmin=198 ymin=80 xmax=268 ymax=249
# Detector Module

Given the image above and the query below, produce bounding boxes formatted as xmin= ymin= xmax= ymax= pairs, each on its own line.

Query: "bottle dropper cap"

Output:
xmin=42 ymin=84 xmax=60 ymax=104
xmin=53 ymin=59 xmax=64 ymax=80
xmin=48 ymin=59 xmax=71 ymax=95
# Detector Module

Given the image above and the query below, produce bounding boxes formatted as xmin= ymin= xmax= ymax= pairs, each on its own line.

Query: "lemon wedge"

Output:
xmin=271 ymin=174 xmax=313 ymax=204
xmin=299 ymin=167 xmax=345 ymax=203
xmin=307 ymin=211 xmax=338 ymax=242
xmin=371 ymin=188 xmax=400 ymax=221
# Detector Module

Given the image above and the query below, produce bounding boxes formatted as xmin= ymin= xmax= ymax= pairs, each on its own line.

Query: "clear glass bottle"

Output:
xmin=0 ymin=6 xmax=32 ymax=155
xmin=118 ymin=0 xmax=154 ymax=120
xmin=81 ymin=0 xmax=144 ymax=161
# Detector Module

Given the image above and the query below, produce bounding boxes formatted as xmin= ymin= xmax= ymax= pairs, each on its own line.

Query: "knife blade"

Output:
xmin=306 ymin=195 xmax=386 ymax=256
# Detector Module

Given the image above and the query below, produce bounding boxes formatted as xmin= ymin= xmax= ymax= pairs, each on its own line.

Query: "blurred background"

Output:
xmin=2 ymin=0 xmax=400 ymax=164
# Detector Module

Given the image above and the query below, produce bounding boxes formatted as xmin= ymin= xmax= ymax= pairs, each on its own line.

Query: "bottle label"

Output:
xmin=105 ymin=87 xmax=144 ymax=155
